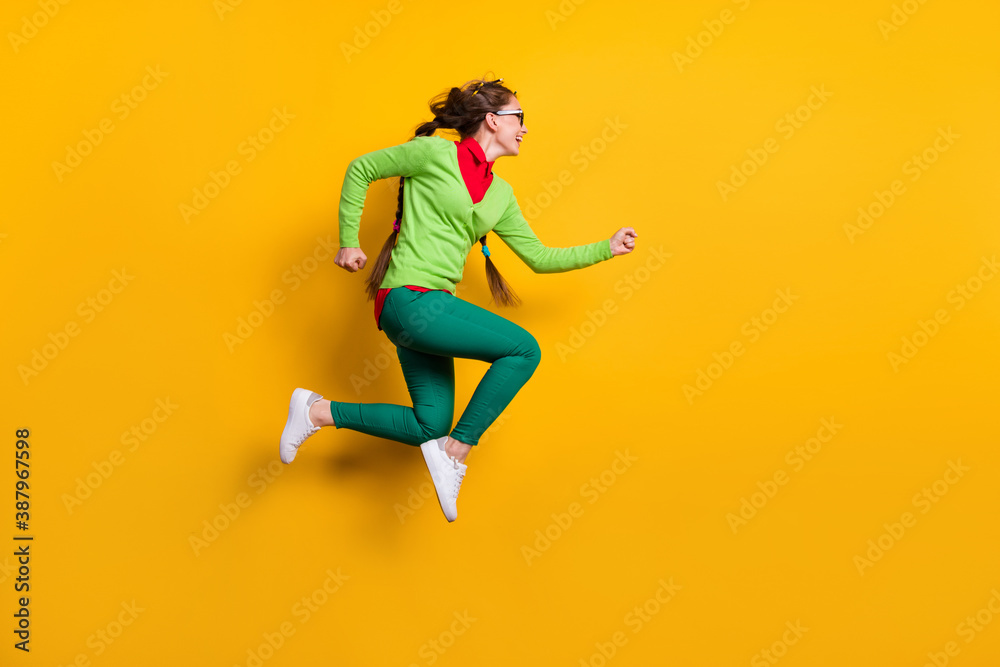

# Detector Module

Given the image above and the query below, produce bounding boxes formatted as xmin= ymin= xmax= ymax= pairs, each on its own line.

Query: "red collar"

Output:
xmin=457 ymin=136 xmax=494 ymax=177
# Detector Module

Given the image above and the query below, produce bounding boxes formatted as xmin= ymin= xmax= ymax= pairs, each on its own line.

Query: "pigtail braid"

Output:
xmin=362 ymin=176 xmax=405 ymax=301
xmin=363 ymin=120 xmax=440 ymax=302
xmin=480 ymin=235 xmax=521 ymax=306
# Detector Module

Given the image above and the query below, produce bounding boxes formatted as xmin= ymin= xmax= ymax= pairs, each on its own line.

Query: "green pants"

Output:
xmin=329 ymin=288 xmax=541 ymax=446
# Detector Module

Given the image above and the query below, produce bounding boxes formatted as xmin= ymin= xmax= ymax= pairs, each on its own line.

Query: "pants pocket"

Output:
xmin=381 ymin=288 xmax=414 ymax=344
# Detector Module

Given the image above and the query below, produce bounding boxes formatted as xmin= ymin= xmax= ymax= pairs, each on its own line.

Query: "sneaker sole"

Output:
xmin=279 ymin=388 xmax=311 ymax=464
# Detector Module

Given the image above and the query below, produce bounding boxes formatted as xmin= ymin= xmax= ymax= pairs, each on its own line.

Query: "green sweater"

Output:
xmin=338 ymin=134 xmax=613 ymax=293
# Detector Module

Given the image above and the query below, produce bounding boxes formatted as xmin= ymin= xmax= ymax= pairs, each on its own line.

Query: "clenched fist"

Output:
xmin=610 ymin=227 xmax=638 ymax=256
xmin=335 ymin=247 xmax=367 ymax=272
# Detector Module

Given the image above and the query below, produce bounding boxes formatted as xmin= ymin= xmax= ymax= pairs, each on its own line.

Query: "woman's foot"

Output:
xmin=309 ymin=399 xmax=335 ymax=427
xmin=420 ymin=437 xmax=468 ymax=522
xmin=443 ymin=436 xmax=472 ymax=464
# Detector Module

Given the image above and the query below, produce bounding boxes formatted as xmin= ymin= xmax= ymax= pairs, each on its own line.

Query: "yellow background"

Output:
xmin=3 ymin=0 xmax=999 ymax=664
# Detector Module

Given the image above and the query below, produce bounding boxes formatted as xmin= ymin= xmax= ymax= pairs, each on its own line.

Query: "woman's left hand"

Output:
xmin=610 ymin=227 xmax=638 ymax=256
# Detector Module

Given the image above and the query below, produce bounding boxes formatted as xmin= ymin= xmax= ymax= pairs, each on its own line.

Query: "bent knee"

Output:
xmin=516 ymin=334 xmax=542 ymax=370
xmin=416 ymin=413 xmax=453 ymax=440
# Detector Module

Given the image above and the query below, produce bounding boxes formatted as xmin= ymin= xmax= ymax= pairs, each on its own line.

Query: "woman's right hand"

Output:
xmin=609 ymin=227 xmax=638 ymax=256
xmin=335 ymin=247 xmax=367 ymax=272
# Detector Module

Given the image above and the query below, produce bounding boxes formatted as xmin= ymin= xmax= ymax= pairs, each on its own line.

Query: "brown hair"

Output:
xmin=363 ymin=75 xmax=522 ymax=307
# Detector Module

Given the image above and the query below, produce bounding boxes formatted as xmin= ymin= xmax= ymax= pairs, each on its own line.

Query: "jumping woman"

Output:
xmin=279 ymin=75 xmax=638 ymax=522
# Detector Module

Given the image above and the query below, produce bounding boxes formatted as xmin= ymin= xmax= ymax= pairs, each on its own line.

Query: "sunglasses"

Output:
xmin=490 ymin=109 xmax=525 ymax=127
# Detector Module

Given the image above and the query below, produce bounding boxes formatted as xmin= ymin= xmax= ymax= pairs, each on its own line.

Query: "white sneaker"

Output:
xmin=420 ymin=436 xmax=467 ymax=522
xmin=279 ymin=388 xmax=323 ymax=464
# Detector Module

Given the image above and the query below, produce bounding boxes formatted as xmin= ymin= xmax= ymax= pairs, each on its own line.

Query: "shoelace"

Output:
xmin=448 ymin=455 xmax=466 ymax=497
xmin=293 ymin=415 xmax=320 ymax=447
